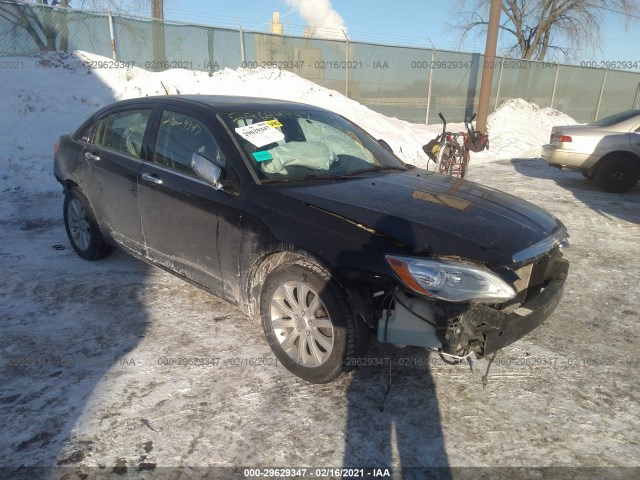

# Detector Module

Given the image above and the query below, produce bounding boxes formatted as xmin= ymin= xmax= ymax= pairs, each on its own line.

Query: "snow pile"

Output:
xmin=486 ymin=98 xmax=577 ymax=159
xmin=0 ymin=51 xmax=441 ymax=193
xmin=0 ymin=50 xmax=577 ymax=194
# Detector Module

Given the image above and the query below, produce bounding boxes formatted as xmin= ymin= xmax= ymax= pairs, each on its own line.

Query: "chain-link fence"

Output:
xmin=2 ymin=0 xmax=639 ymax=124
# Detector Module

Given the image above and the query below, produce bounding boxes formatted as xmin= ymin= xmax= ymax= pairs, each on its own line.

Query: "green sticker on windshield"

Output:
xmin=252 ymin=151 xmax=273 ymax=162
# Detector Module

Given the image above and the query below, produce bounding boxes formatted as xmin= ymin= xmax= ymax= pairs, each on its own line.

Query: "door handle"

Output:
xmin=84 ymin=152 xmax=101 ymax=161
xmin=141 ymin=173 xmax=163 ymax=185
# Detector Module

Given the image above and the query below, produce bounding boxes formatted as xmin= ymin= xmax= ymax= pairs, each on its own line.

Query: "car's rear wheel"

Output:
xmin=260 ymin=260 xmax=368 ymax=383
xmin=595 ymin=156 xmax=640 ymax=193
xmin=581 ymin=170 xmax=594 ymax=181
xmin=63 ymin=188 xmax=114 ymax=260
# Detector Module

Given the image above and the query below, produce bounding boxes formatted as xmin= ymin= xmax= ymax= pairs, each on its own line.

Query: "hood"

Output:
xmin=273 ymin=169 xmax=564 ymax=266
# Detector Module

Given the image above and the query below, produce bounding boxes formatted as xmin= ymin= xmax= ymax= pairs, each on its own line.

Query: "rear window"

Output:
xmin=93 ymin=109 xmax=152 ymax=157
xmin=589 ymin=110 xmax=640 ymax=127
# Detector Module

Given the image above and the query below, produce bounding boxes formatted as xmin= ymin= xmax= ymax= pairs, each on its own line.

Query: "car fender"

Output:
xmin=236 ymin=196 xmax=403 ymax=321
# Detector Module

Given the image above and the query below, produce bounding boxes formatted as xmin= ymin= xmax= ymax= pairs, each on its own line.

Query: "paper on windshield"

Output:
xmin=235 ymin=121 xmax=284 ymax=147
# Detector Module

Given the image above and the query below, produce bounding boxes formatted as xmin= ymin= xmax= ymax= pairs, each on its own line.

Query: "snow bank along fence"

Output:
xmin=2 ymin=0 xmax=640 ymax=124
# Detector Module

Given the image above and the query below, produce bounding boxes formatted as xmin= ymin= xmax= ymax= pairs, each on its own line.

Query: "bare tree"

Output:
xmin=0 ymin=0 xmax=145 ymax=52
xmin=0 ymin=1 xmax=66 ymax=51
xmin=76 ymin=0 xmax=146 ymax=14
xmin=456 ymin=0 xmax=638 ymax=61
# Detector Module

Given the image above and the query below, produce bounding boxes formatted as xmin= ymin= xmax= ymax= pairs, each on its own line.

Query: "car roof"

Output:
xmin=99 ymin=95 xmax=327 ymax=114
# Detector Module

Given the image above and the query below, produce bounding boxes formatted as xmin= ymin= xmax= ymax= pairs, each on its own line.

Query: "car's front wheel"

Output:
xmin=260 ymin=260 xmax=368 ymax=383
xmin=595 ymin=156 xmax=640 ymax=193
xmin=63 ymin=188 xmax=114 ymax=260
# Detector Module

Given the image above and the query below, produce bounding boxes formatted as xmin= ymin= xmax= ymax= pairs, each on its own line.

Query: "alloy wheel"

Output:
xmin=270 ymin=281 xmax=334 ymax=367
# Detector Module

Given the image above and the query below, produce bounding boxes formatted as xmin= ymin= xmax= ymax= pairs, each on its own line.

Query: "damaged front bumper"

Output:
xmin=377 ymin=251 xmax=570 ymax=358
xmin=458 ymin=256 xmax=569 ymax=357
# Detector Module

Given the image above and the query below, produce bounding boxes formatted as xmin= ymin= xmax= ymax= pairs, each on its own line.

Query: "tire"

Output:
xmin=437 ymin=144 xmax=467 ymax=179
xmin=581 ymin=170 xmax=594 ymax=181
xmin=436 ymin=145 xmax=453 ymax=175
xmin=260 ymin=260 xmax=368 ymax=383
xmin=460 ymin=149 xmax=470 ymax=180
xmin=63 ymin=188 xmax=114 ymax=260
xmin=595 ymin=156 xmax=640 ymax=193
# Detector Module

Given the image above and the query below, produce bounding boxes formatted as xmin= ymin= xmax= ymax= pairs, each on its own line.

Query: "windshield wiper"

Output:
xmin=302 ymin=172 xmax=353 ymax=180
xmin=262 ymin=166 xmax=408 ymax=184
xmin=262 ymin=172 xmax=352 ymax=183
xmin=341 ymin=165 xmax=407 ymax=177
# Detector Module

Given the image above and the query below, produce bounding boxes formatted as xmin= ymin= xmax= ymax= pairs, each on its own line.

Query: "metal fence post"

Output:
xmin=343 ymin=29 xmax=349 ymax=97
xmin=550 ymin=63 xmax=559 ymax=109
xmin=237 ymin=19 xmax=245 ymax=66
xmin=595 ymin=68 xmax=608 ymax=121
xmin=425 ymin=47 xmax=434 ymax=124
xmin=493 ymin=56 xmax=505 ymax=111
xmin=207 ymin=27 xmax=215 ymax=73
xmin=108 ymin=10 xmax=117 ymax=60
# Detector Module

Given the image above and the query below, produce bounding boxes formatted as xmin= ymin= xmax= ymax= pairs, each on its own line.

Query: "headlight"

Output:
xmin=385 ymin=255 xmax=516 ymax=303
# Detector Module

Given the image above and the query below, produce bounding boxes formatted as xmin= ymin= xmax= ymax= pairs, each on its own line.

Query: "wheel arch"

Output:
xmin=243 ymin=246 xmax=336 ymax=322
xmin=61 ymin=180 xmax=114 ymax=246
xmin=593 ymin=150 xmax=640 ymax=174
xmin=62 ymin=184 xmax=114 ymax=260
xmin=60 ymin=178 xmax=81 ymax=193
xmin=243 ymin=245 xmax=381 ymax=332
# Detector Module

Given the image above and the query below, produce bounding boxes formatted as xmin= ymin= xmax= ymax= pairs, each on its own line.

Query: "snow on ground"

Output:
xmin=2 ymin=51 xmax=639 ymax=478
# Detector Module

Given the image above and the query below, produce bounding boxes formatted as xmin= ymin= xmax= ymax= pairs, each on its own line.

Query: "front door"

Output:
xmin=138 ymin=107 xmax=236 ymax=292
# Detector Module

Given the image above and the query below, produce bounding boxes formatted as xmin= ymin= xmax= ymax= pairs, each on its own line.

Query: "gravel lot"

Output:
xmin=1 ymin=158 xmax=639 ymax=479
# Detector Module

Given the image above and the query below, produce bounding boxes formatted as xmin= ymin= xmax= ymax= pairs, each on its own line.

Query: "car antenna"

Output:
xmin=160 ymin=81 xmax=170 ymax=95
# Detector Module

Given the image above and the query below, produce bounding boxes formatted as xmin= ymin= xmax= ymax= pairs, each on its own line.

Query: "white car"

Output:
xmin=542 ymin=109 xmax=640 ymax=193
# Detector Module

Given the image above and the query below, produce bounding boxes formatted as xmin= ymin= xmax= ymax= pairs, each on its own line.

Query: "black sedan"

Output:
xmin=54 ymin=95 xmax=569 ymax=383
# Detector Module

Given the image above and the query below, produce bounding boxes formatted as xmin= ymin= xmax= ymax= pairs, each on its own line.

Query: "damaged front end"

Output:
xmin=377 ymin=238 xmax=569 ymax=360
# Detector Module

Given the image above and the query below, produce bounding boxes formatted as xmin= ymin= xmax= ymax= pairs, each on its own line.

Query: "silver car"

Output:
xmin=542 ymin=109 xmax=640 ymax=193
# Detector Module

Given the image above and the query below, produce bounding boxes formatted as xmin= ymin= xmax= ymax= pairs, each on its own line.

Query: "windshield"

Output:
xmin=219 ymin=109 xmax=406 ymax=182
xmin=589 ymin=109 xmax=640 ymax=127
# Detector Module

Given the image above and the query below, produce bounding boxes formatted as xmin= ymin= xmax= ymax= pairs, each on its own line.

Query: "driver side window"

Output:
xmin=153 ymin=110 xmax=225 ymax=175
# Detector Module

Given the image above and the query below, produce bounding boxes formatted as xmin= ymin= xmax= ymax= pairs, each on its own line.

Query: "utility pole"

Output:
xmin=152 ymin=0 xmax=164 ymax=20
xmin=476 ymin=0 xmax=501 ymax=132
xmin=59 ymin=0 xmax=69 ymax=51
xmin=151 ymin=0 xmax=165 ymax=70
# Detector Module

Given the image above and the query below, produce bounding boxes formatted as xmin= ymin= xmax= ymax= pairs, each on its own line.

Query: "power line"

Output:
xmin=585 ymin=2 xmax=640 ymax=19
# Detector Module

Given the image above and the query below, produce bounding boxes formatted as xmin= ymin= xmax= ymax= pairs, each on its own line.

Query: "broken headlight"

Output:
xmin=385 ymin=255 xmax=517 ymax=303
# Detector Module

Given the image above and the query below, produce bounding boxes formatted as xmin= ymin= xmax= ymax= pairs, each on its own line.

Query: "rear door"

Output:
xmin=138 ymin=105 xmax=243 ymax=294
xmin=84 ymin=105 xmax=154 ymax=254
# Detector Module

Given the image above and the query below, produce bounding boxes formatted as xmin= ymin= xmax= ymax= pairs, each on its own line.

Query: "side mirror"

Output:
xmin=378 ymin=139 xmax=394 ymax=154
xmin=191 ymin=153 xmax=224 ymax=190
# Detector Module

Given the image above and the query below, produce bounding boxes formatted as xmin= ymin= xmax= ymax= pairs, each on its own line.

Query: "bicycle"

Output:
xmin=423 ymin=113 xmax=488 ymax=179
